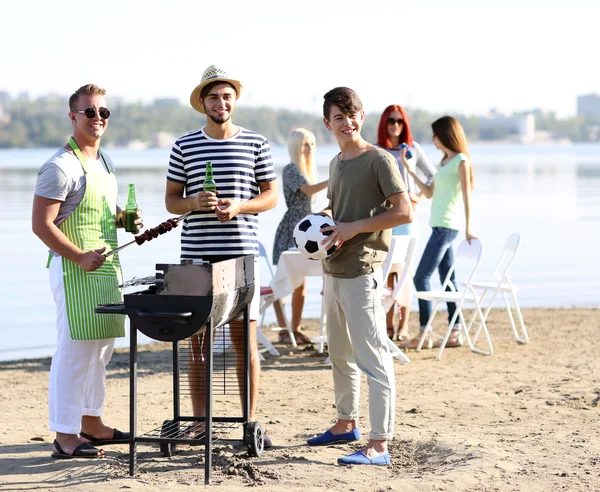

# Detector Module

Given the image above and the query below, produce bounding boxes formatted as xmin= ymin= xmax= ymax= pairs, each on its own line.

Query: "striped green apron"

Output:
xmin=54 ymin=137 xmax=125 ymax=340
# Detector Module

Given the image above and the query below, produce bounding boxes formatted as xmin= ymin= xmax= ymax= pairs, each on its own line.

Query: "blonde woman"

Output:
xmin=400 ymin=116 xmax=476 ymax=349
xmin=273 ymin=128 xmax=328 ymax=344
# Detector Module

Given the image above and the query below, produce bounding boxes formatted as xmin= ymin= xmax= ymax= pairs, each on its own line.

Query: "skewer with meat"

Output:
xmin=134 ymin=218 xmax=179 ymax=245
xmin=104 ymin=213 xmax=190 ymax=257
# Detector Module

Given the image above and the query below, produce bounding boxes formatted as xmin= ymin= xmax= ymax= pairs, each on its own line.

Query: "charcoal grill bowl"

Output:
xmin=97 ymin=255 xmax=255 ymax=342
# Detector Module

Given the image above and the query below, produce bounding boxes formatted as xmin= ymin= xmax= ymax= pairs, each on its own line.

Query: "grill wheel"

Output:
xmin=244 ymin=421 xmax=264 ymax=457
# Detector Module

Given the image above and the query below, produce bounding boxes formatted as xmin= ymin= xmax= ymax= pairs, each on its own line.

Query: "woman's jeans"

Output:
xmin=414 ymin=227 xmax=459 ymax=330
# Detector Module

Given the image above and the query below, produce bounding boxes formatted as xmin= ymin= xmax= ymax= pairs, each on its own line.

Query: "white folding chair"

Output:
xmin=258 ymin=242 xmax=296 ymax=355
xmin=415 ymin=238 xmax=492 ymax=359
xmin=381 ymin=237 xmax=395 ymax=280
xmin=381 ymin=236 xmax=417 ymax=314
xmin=311 ymin=296 xmax=328 ymax=355
xmin=381 ymin=236 xmax=417 ymax=363
xmin=465 ymin=233 xmax=528 ymax=344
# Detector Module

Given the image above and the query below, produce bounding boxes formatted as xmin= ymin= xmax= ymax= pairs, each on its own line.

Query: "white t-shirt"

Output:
xmin=34 ymin=148 xmax=116 ymax=227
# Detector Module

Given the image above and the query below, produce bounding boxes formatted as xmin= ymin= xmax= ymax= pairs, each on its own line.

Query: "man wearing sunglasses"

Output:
xmin=165 ymin=65 xmax=278 ymax=447
xmin=32 ymin=84 xmax=140 ymax=458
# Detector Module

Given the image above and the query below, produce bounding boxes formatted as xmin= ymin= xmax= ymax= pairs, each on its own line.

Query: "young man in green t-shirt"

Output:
xmin=305 ymin=87 xmax=413 ymax=465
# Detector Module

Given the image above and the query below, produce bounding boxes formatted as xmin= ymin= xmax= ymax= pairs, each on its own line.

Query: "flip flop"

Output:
xmin=51 ymin=439 xmax=103 ymax=459
xmin=278 ymin=332 xmax=293 ymax=344
xmin=183 ymin=423 xmax=205 ymax=440
xmin=293 ymin=331 xmax=313 ymax=345
xmin=80 ymin=428 xmax=130 ymax=446
xmin=279 ymin=331 xmax=312 ymax=345
xmin=399 ymin=334 xmax=434 ymax=350
xmin=433 ymin=332 xmax=464 ymax=348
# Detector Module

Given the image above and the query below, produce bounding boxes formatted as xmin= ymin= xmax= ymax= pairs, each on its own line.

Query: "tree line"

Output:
xmin=0 ymin=91 xmax=598 ymax=149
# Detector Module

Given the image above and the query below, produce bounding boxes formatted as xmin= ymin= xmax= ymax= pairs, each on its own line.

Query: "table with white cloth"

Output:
xmin=271 ymin=250 xmax=324 ymax=300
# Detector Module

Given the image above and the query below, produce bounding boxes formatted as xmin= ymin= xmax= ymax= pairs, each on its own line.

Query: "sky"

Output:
xmin=1 ymin=0 xmax=598 ymax=117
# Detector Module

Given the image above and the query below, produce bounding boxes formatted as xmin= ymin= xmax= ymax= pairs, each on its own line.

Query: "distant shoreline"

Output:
xmin=2 ymin=139 xmax=598 ymax=152
xmin=2 ymin=142 xmax=600 ymax=171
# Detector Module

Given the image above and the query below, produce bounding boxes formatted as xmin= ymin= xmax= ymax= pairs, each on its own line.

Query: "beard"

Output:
xmin=205 ymin=106 xmax=233 ymax=125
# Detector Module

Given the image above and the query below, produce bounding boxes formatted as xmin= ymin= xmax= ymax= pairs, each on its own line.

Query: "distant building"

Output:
xmin=577 ymin=94 xmax=600 ymax=117
xmin=479 ymin=110 xmax=536 ymax=143
xmin=0 ymin=103 xmax=10 ymax=126
xmin=529 ymin=108 xmax=554 ymax=118
xmin=0 ymin=91 xmax=10 ymax=108
xmin=127 ymin=139 xmax=148 ymax=150
xmin=153 ymin=98 xmax=180 ymax=107
xmin=152 ymin=132 xmax=177 ymax=148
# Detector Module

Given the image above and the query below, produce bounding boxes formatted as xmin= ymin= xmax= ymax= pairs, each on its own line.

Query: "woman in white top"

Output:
xmin=376 ymin=105 xmax=436 ymax=342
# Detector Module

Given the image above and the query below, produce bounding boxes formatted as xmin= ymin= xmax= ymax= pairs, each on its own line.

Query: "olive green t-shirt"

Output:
xmin=323 ymin=147 xmax=407 ymax=278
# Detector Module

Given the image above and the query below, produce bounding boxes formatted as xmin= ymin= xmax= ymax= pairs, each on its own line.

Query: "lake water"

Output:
xmin=1 ymin=143 xmax=599 ymax=361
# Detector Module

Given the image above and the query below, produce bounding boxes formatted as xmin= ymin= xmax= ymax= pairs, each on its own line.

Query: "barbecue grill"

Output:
xmin=96 ymin=255 xmax=262 ymax=484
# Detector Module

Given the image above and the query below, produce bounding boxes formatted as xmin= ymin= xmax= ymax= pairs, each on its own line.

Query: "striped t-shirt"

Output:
xmin=167 ymin=126 xmax=277 ymax=258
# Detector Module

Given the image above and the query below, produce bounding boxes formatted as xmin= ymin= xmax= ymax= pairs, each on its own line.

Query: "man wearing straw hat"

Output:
xmin=165 ymin=65 xmax=278 ymax=447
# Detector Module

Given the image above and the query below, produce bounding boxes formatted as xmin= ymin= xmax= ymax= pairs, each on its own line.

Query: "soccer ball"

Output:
xmin=293 ymin=214 xmax=337 ymax=260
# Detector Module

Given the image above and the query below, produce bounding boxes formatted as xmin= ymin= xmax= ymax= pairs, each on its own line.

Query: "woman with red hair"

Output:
xmin=376 ymin=105 xmax=436 ymax=342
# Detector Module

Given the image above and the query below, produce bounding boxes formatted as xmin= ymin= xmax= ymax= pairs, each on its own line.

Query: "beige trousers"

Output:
xmin=323 ymin=268 xmax=396 ymax=441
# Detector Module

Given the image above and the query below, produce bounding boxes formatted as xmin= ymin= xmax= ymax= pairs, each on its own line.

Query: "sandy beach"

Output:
xmin=1 ymin=307 xmax=599 ymax=491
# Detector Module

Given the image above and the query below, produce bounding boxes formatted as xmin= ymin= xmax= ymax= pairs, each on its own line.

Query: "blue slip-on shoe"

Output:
xmin=337 ymin=450 xmax=391 ymax=466
xmin=306 ymin=428 xmax=361 ymax=446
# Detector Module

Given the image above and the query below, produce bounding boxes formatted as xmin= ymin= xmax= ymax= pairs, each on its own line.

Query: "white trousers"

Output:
xmin=324 ymin=268 xmax=396 ymax=441
xmin=48 ymin=256 xmax=115 ymax=434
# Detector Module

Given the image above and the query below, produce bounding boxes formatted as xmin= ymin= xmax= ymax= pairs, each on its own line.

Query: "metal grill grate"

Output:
xmin=178 ymin=327 xmax=246 ymax=397
xmin=136 ymin=419 xmax=241 ymax=443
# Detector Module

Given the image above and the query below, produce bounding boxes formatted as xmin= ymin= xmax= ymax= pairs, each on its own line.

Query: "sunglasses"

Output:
xmin=72 ymin=107 xmax=111 ymax=120
xmin=387 ymin=117 xmax=404 ymax=126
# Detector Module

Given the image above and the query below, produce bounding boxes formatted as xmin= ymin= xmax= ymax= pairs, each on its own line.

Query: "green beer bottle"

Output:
xmin=124 ymin=184 xmax=138 ymax=233
xmin=203 ymin=161 xmax=217 ymax=193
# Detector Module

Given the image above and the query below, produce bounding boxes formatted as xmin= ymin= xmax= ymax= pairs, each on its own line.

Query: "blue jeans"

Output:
xmin=414 ymin=227 xmax=459 ymax=330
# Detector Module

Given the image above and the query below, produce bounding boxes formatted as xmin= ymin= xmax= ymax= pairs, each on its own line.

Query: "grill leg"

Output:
xmin=173 ymin=340 xmax=180 ymax=420
xmin=204 ymin=317 xmax=213 ymax=485
xmin=243 ymin=305 xmax=250 ymax=423
xmin=129 ymin=325 xmax=138 ymax=476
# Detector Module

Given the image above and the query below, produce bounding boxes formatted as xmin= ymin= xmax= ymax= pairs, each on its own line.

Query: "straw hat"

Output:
xmin=189 ymin=65 xmax=243 ymax=114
